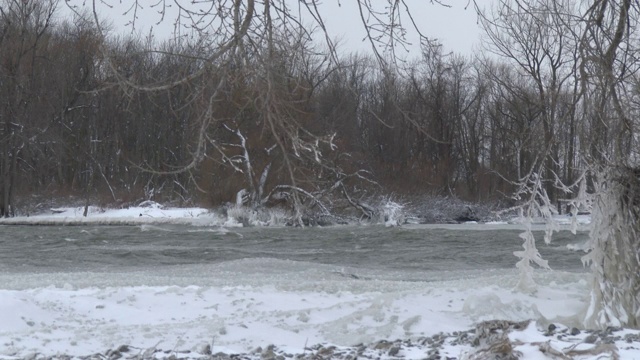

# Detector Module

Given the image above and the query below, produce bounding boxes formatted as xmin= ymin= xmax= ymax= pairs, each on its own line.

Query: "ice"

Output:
xmin=567 ymin=239 xmax=591 ymax=252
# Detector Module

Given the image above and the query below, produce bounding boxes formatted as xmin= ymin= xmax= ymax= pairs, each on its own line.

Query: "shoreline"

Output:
xmin=2 ymin=320 xmax=634 ymax=360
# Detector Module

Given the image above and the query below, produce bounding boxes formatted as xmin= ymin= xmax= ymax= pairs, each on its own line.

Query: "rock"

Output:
xmin=22 ymin=353 xmax=38 ymax=360
xmin=261 ymin=344 xmax=276 ymax=360
xmin=626 ymin=333 xmax=640 ymax=342
xmin=199 ymin=344 xmax=212 ymax=355
xmin=548 ymin=324 xmax=557 ymax=332
xmin=107 ymin=350 xmax=121 ymax=360
xmin=51 ymin=356 xmax=71 ymax=360
xmin=570 ymin=327 xmax=581 ymax=336
xmin=316 ymin=346 xmax=335 ymax=356
xmin=421 ymin=347 xmax=442 ymax=360
xmin=606 ymin=326 xmax=623 ymax=334
xmin=388 ymin=345 xmax=400 ymax=356
xmin=141 ymin=346 xmax=159 ymax=359
xmin=584 ymin=334 xmax=599 ymax=344
xmin=374 ymin=340 xmax=392 ymax=350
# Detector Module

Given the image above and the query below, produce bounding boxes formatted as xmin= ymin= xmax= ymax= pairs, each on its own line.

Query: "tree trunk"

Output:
xmin=583 ymin=168 xmax=640 ymax=328
xmin=2 ymin=123 xmax=13 ymax=218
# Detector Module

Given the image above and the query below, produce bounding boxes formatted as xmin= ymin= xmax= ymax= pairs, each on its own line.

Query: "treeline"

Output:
xmin=0 ymin=1 xmax=596 ymax=216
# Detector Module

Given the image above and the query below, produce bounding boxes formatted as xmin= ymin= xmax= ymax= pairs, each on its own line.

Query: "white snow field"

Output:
xmin=0 ymin=205 xmax=638 ymax=359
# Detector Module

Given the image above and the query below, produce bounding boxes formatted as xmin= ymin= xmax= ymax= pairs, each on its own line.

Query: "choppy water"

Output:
xmin=0 ymin=224 xmax=589 ymax=277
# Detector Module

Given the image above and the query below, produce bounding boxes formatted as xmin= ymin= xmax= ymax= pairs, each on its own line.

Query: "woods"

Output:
xmin=0 ymin=0 xmax=591 ymax=217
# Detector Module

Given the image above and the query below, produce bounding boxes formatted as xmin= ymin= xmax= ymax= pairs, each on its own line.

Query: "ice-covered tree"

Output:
xmin=481 ymin=0 xmax=640 ymax=328
xmin=576 ymin=0 xmax=640 ymax=328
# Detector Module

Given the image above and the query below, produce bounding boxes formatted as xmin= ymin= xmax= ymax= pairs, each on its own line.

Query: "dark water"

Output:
xmin=0 ymin=224 xmax=589 ymax=274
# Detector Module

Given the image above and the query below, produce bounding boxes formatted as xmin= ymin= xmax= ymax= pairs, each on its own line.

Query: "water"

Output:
xmin=0 ymin=224 xmax=588 ymax=276
xmin=0 ymin=223 xmax=595 ymax=354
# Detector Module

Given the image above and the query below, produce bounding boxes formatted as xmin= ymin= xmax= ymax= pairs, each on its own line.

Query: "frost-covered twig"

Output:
xmin=379 ymin=198 xmax=405 ymax=227
xmin=340 ymin=183 xmax=376 ymax=220
xmin=506 ymin=171 xmax=559 ymax=292
xmin=270 ymin=184 xmax=331 ymax=216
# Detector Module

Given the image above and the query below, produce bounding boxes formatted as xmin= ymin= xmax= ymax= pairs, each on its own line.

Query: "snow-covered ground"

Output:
xmin=0 ymin=202 xmax=219 ymax=226
xmin=0 ymin=202 xmax=593 ymax=228
xmin=1 ymin=204 xmax=638 ymax=359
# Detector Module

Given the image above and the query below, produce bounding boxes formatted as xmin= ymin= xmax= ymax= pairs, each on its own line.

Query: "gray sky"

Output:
xmin=64 ymin=1 xmax=484 ymax=57
xmin=317 ymin=1 xmax=483 ymax=57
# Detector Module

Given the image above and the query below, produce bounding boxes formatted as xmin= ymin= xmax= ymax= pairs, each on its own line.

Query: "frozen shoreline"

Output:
xmin=0 ymin=203 xmax=592 ymax=230
xmin=2 ymin=322 xmax=634 ymax=360
xmin=0 ymin=204 xmax=220 ymax=226
xmin=1 ymin=204 xmax=619 ymax=360
xmin=1 ymin=276 xmax=637 ymax=360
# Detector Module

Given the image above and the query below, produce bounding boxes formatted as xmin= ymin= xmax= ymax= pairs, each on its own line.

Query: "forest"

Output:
xmin=0 ymin=0 xmax=631 ymax=221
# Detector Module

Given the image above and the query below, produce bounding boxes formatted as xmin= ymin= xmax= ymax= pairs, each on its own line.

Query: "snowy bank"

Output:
xmin=0 ymin=265 xmax=637 ymax=360
xmin=0 ymin=203 xmax=219 ymax=226
xmin=0 ymin=202 xmax=592 ymax=229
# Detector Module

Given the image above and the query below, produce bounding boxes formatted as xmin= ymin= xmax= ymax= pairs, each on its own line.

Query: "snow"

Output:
xmin=1 ymin=204 xmax=638 ymax=359
xmin=22 ymin=204 xmax=216 ymax=226
xmin=0 ymin=269 xmax=603 ymax=359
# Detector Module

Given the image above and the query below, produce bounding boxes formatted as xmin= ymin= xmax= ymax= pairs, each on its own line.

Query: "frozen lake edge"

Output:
xmin=3 ymin=206 xmax=635 ymax=360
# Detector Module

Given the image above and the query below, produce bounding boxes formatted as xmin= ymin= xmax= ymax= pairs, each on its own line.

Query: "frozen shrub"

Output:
xmin=379 ymin=200 xmax=405 ymax=227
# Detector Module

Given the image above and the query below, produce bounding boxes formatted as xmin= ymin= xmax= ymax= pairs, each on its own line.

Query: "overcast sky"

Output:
xmin=63 ymin=1 xmax=485 ymax=57
xmin=316 ymin=0 xmax=483 ymax=56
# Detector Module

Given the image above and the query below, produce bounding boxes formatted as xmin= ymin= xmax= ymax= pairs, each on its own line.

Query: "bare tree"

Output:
xmin=478 ymin=0 xmax=582 ymax=207
xmin=0 ymin=0 xmax=58 ymax=216
xmin=576 ymin=0 xmax=640 ymax=329
xmin=61 ymin=0 xmax=448 ymax=224
xmin=479 ymin=0 xmax=640 ymax=328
